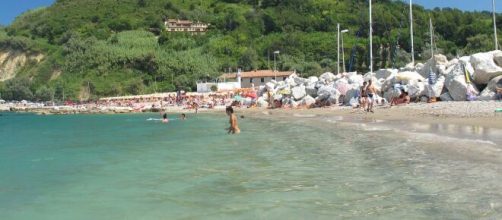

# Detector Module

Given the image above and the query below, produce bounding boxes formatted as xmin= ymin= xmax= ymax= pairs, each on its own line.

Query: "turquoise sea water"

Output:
xmin=1 ymin=112 xmax=501 ymax=219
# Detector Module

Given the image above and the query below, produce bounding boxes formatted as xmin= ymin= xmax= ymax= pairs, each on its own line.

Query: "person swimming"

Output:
xmin=226 ymin=106 xmax=240 ymax=134
xmin=180 ymin=113 xmax=186 ymax=120
xmin=162 ymin=113 xmax=169 ymax=123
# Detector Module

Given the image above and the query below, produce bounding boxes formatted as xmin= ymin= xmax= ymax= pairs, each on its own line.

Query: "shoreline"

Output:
xmin=235 ymin=101 xmax=502 ymax=130
xmin=3 ymin=101 xmax=502 ymax=129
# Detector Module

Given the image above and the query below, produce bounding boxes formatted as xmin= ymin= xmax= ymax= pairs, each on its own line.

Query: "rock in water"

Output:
xmin=470 ymin=51 xmax=502 ymax=85
xmin=478 ymin=75 xmax=502 ymax=100
xmin=291 ymin=85 xmax=306 ymax=100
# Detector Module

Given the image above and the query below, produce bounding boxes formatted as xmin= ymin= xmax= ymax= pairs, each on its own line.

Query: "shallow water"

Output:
xmin=0 ymin=112 xmax=501 ymax=219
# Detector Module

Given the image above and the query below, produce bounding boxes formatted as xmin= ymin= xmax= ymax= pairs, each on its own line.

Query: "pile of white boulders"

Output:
xmin=255 ymin=50 xmax=502 ymax=108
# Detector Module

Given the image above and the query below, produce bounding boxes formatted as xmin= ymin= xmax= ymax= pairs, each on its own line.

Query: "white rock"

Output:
xmin=319 ymin=72 xmax=336 ymax=82
xmin=492 ymin=50 xmax=502 ymax=67
xmin=273 ymin=94 xmax=283 ymax=101
xmin=419 ymin=54 xmax=449 ymax=78
xmin=302 ymin=95 xmax=316 ymax=106
xmin=291 ymin=85 xmax=306 ymax=100
xmin=470 ymin=51 xmax=502 ymax=84
xmin=348 ymin=73 xmax=364 ymax=86
xmin=291 ymin=100 xmax=299 ymax=108
xmin=427 ymin=75 xmax=446 ymax=97
xmin=374 ymin=69 xmax=398 ymax=80
xmin=407 ymin=80 xmax=427 ymax=98
xmin=459 ymin=56 xmax=475 ymax=75
xmin=344 ymin=86 xmax=360 ymax=104
xmin=414 ymin=63 xmax=424 ymax=72
xmin=293 ymin=76 xmax=308 ymax=85
xmin=445 ymin=74 xmax=479 ymax=101
xmin=446 ymin=58 xmax=459 ymax=68
xmin=307 ymin=76 xmax=319 ymax=84
xmin=439 ymin=92 xmax=454 ymax=102
xmin=257 ymin=97 xmax=268 ymax=107
xmin=305 ymin=84 xmax=317 ymax=97
xmin=317 ymin=85 xmax=340 ymax=101
xmin=265 ymin=82 xmax=275 ymax=91
xmin=395 ymin=71 xmax=426 ymax=84
xmin=478 ymin=75 xmax=502 ymax=100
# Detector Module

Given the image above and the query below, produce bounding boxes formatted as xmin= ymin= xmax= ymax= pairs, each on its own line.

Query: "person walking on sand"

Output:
xmin=226 ymin=106 xmax=240 ymax=134
xmin=360 ymin=82 xmax=368 ymax=111
xmin=366 ymin=80 xmax=376 ymax=113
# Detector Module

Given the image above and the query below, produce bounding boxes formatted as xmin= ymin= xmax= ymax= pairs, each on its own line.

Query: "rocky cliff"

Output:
xmin=0 ymin=50 xmax=44 ymax=81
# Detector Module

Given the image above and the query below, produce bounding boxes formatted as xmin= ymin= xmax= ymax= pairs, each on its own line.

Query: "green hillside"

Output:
xmin=0 ymin=0 xmax=500 ymax=101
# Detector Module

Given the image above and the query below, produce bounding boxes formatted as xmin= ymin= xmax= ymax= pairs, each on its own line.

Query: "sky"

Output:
xmin=0 ymin=0 xmax=502 ymax=26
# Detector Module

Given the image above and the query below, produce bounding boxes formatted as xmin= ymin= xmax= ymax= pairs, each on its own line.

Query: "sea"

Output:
xmin=0 ymin=112 xmax=501 ymax=219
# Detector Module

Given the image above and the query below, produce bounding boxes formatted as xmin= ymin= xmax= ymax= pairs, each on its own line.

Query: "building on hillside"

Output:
xmin=219 ymin=69 xmax=294 ymax=88
xmin=164 ymin=19 xmax=209 ymax=34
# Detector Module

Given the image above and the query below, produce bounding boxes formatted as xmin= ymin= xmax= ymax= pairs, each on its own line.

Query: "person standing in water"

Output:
xmin=226 ymin=106 xmax=240 ymax=134
xmin=366 ymin=80 xmax=376 ymax=113
xmin=180 ymin=113 xmax=186 ymax=120
xmin=162 ymin=112 xmax=169 ymax=123
xmin=359 ymin=82 xmax=368 ymax=110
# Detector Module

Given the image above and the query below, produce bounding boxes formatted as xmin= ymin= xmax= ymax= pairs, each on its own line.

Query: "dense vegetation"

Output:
xmin=1 ymin=0 xmax=501 ymax=101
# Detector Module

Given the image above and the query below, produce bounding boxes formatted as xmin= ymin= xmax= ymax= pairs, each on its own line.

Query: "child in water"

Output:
xmin=180 ymin=113 xmax=186 ymax=120
xmin=226 ymin=106 xmax=240 ymax=134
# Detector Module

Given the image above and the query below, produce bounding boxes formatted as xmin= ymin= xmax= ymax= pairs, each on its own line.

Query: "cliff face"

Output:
xmin=0 ymin=50 xmax=44 ymax=81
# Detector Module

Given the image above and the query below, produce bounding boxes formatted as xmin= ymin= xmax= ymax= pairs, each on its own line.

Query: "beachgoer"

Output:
xmin=366 ymin=80 xmax=376 ymax=113
xmin=162 ymin=113 xmax=169 ymax=123
xmin=496 ymin=87 xmax=502 ymax=100
xmin=360 ymin=82 xmax=368 ymax=111
xmin=267 ymin=91 xmax=274 ymax=109
xmin=226 ymin=106 xmax=240 ymax=134
xmin=391 ymin=90 xmax=410 ymax=106
xmin=181 ymin=113 xmax=186 ymax=120
xmin=193 ymin=101 xmax=199 ymax=114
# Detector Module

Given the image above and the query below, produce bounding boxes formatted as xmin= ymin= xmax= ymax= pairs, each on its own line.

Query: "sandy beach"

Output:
xmin=235 ymin=101 xmax=502 ymax=130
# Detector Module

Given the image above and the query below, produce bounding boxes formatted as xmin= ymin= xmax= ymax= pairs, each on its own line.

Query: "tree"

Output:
xmin=238 ymin=48 xmax=259 ymax=71
xmin=137 ymin=0 xmax=146 ymax=7
xmin=2 ymin=78 xmax=33 ymax=101
xmin=35 ymin=86 xmax=54 ymax=101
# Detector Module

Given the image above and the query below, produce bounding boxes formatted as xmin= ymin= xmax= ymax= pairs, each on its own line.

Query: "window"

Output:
xmin=261 ymin=78 xmax=265 ymax=83
xmin=249 ymin=78 xmax=253 ymax=83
